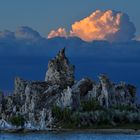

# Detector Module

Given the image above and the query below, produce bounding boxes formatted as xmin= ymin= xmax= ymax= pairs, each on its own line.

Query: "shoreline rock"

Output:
xmin=0 ymin=48 xmax=139 ymax=131
xmin=1 ymin=128 xmax=140 ymax=135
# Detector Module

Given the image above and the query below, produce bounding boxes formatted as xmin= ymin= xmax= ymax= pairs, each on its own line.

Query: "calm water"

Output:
xmin=1 ymin=132 xmax=140 ymax=140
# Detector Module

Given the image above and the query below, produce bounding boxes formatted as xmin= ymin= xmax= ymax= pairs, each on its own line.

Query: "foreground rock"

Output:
xmin=45 ymin=48 xmax=75 ymax=88
xmin=0 ymin=48 xmax=139 ymax=131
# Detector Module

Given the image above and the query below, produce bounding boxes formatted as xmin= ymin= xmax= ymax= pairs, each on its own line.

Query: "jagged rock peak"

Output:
xmin=99 ymin=74 xmax=111 ymax=84
xmin=56 ymin=48 xmax=66 ymax=59
xmin=45 ymin=48 xmax=75 ymax=88
xmin=14 ymin=77 xmax=28 ymax=95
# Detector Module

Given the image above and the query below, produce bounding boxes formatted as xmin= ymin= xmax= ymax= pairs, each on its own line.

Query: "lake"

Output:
xmin=1 ymin=132 xmax=140 ymax=140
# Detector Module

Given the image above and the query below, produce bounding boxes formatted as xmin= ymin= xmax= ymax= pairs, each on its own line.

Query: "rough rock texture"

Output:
xmin=0 ymin=92 xmax=4 ymax=116
xmin=57 ymin=86 xmax=73 ymax=109
xmin=45 ymin=48 xmax=75 ymax=88
xmin=73 ymin=78 xmax=93 ymax=97
xmin=86 ymin=74 xmax=136 ymax=109
xmin=98 ymin=75 xmax=112 ymax=108
xmin=14 ymin=77 xmax=27 ymax=95
xmin=14 ymin=77 xmax=50 ymax=95
xmin=0 ymin=48 xmax=138 ymax=130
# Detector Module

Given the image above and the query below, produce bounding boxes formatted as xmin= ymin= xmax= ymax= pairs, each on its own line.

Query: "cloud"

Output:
xmin=0 ymin=26 xmax=48 ymax=56
xmin=47 ymin=10 xmax=136 ymax=42
xmin=0 ymin=26 xmax=44 ymax=43
xmin=70 ymin=10 xmax=136 ymax=42
xmin=0 ymin=27 xmax=140 ymax=58
xmin=0 ymin=30 xmax=15 ymax=41
xmin=135 ymin=36 xmax=140 ymax=41
xmin=48 ymin=28 xmax=67 ymax=39
xmin=0 ymin=24 xmax=139 ymax=57
xmin=15 ymin=26 xmax=42 ymax=41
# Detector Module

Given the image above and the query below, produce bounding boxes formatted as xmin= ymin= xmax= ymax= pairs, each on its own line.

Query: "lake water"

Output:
xmin=1 ymin=132 xmax=140 ymax=140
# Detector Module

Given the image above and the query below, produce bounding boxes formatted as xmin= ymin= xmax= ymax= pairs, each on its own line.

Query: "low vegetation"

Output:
xmin=81 ymin=99 xmax=103 ymax=111
xmin=52 ymin=106 xmax=71 ymax=122
xmin=112 ymin=104 xmax=136 ymax=111
xmin=51 ymin=102 xmax=140 ymax=129
xmin=10 ymin=115 xmax=25 ymax=127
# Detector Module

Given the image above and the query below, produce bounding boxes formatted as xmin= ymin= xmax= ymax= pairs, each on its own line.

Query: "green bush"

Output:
xmin=63 ymin=108 xmax=71 ymax=122
xmin=71 ymin=112 xmax=80 ymax=126
xmin=81 ymin=99 xmax=102 ymax=111
xmin=112 ymin=104 xmax=134 ymax=111
xmin=52 ymin=106 xmax=72 ymax=122
xmin=98 ymin=111 xmax=110 ymax=125
xmin=52 ymin=105 xmax=63 ymax=120
xmin=10 ymin=115 xmax=25 ymax=127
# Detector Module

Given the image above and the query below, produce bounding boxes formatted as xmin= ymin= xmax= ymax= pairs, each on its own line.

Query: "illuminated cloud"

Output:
xmin=48 ymin=28 xmax=67 ymax=39
xmin=47 ymin=10 xmax=136 ymax=42
xmin=70 ymin=10 xmax=136 ymax=42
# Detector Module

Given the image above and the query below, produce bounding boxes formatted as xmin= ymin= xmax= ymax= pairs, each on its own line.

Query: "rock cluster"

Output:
xmin=45 ymin=48 xmax=75 ymax=88
xmin=0 ymin=48 xmax=139 ymax=130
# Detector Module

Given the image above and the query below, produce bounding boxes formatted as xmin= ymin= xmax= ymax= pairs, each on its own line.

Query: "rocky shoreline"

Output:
xmin=0 ymin=48 xmax=140 ymax=131
xmin=1 ymin=128 xmax=140 ymax=135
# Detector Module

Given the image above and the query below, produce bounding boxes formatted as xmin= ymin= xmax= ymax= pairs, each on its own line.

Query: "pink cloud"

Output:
xmin=47 ymin=10 xmax=136 ymax=42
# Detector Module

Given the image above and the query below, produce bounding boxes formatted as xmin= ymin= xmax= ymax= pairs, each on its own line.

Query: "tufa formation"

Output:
xmin=45 ymin=48 xmax=75 ymax=88
xmin=0 ymin=48 xmax=139 ymax=131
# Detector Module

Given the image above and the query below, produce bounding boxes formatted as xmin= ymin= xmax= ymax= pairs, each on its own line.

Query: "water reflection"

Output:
xmin=1 ymin=132 xmax=140 ymax=140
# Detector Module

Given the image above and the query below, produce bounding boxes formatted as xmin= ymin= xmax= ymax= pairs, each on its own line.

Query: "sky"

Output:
xmin=0 ymin=0 xmax=140 ymax=38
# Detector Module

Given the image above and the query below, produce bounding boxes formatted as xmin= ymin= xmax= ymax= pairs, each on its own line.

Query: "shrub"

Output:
xmin=113 ymin=104 xmax=134 ymax=111
xmin=98 ymin=111 xmax=110 ymax=125
xmin=62 ymin=108 xmax=71 ymax=122
xmin=10 ymin=115 xmax=25 ymax=127
xmin=52 ymin=105 xmax=72 ymax=122
xmin=52 ymin=105 xmax=63 ymax=120
xmin=71 ymin=112 xmax=80 ymax=126
xmin=81 ymin=99 xmax=102 ymax=111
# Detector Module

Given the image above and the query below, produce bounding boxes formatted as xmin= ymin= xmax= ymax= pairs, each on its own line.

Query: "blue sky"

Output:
xmin=0 ymin=0 xmax=140 ymax=37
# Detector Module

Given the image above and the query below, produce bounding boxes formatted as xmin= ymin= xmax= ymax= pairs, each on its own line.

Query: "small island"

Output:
xmin=0 ymin=48 xmax=140 ymax=133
